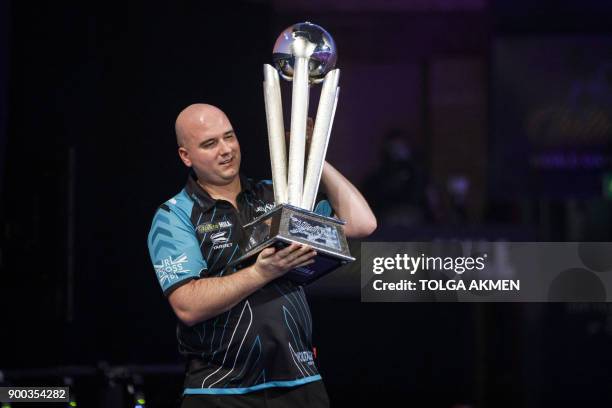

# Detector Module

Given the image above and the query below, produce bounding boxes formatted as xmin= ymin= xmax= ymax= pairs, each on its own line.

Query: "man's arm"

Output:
xmin=298 ymin=118 xmax=376 ymax=238
xmin=320 ymin=161 xmax=377 ymax=238
xmin=168 ymin=244 xmax=316 ymax=326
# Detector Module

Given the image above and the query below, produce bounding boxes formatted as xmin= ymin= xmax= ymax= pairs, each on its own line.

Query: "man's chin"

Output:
xmin=218 ymin=169 xmax=239 ymax=182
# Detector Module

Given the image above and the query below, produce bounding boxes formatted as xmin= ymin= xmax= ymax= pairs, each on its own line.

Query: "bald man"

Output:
xmin=148 ymin=104 xmax=376 ymax=407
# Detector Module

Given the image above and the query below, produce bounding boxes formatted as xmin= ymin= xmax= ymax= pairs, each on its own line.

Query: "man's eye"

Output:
xmin=203 ymin=141 xmax=215 ymax=148
xmin=225 ymin=134 xmax=234 ymax=139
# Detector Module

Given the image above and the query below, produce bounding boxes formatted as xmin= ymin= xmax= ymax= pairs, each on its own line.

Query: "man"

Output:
xmin=148 ymin=103 xmax=376 ymax=407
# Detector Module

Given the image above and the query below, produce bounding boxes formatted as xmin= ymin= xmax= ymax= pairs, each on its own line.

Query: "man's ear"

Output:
xmin=178 ymin=147 xmax=192 ymax=167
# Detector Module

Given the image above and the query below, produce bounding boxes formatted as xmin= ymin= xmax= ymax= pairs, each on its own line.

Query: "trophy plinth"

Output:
xmin=231 ymin=204 xmax=354 ymax=285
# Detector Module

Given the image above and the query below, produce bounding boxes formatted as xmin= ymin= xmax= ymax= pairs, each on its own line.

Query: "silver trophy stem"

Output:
xmin=263 ymin=64 xmax=288 ymax=204
xmin=302 ymin=69 xmax=340 ymax=210
xmin=287 ymin=37 xmax=315 ymax=207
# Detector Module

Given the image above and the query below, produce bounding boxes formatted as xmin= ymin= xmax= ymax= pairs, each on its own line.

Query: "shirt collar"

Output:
xmin=184 ymin=170 xmax=255 ymax=211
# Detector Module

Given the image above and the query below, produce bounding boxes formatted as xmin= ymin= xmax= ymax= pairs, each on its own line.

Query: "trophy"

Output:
xmin=231 ymin=22 xmax=355 ymax=285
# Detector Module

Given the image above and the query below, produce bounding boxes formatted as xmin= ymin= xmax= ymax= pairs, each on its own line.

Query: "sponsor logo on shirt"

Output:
xmin=294 ymin=350 xmax=314 ymax=365
xmin=211 ymin=230 xmax=233 ymax=250
xmin=197 ymin=220 xmax=233 ymax=234
xmin=154 ymin=253 xmax=191 ymax=285
xmin=255 ymin=203 xmax=275 ymax=213
xmin=211 ymin=231 xmax=228 ymax=244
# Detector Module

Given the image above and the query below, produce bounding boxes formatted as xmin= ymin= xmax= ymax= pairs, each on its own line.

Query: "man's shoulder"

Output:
xmin=147 ymin=189 xmax=197 ymax=251
xmin=152 ymin=189 xmax=195 ymax=223
xmin=243 ymin=176 xmax=274 ymax=197
xmin=253 ymin=178 xmax=273 ymax=191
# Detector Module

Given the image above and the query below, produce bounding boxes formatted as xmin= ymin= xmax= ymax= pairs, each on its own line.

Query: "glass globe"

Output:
xmin=272 ymin=22 xmax=337 ymax=84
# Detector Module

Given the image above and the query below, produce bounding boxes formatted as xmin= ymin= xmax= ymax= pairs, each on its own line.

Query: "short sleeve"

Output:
xmin=147 ymin=206 xmax=207 ymax=295
xmin=314 ymin=198 xmax=333 ymax=217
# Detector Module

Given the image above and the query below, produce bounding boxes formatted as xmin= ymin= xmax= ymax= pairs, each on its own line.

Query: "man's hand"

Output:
xmin=169 ymin=243 xmax=317 ymax=326
xmin=252 ymin=243 xmax=316 ymax=282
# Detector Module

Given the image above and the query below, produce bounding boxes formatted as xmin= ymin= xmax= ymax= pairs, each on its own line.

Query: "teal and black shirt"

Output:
xmin=147 ymin=172 xmax=332 ymax=395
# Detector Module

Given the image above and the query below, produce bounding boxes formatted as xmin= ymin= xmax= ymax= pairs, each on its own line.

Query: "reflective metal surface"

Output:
xmin=272 ymin=22 xmax=337 ymax=83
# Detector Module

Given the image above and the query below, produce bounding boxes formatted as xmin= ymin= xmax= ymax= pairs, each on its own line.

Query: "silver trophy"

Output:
xmin=231 ymin=22 xmax=354 ymax=285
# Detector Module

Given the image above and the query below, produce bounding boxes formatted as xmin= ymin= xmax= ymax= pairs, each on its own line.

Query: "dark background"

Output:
xmin=1 ymin=0 xmax=612 ymax=407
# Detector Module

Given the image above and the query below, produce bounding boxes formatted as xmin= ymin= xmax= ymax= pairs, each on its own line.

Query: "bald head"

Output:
xmin=174 ymin=103 xmax=241 ymax=186
xmin=175 ymin=103 xmax=231 ymax=148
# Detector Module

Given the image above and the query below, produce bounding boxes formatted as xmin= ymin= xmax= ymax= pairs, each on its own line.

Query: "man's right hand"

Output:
xmin=252 ymin=243 xmax=317 ymax=282
xmin=169 ymin=243 xmax=316 ymax=326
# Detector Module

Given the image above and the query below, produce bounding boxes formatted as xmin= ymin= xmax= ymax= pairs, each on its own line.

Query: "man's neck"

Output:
xmin=198 ymin=176 xmax=241 ymax=207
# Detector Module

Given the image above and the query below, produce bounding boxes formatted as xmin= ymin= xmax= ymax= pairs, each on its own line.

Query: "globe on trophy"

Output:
xmin=231 ymin=22 xmax=354 ymax=285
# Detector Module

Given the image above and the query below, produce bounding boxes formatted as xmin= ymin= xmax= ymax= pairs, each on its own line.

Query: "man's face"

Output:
xmin=178 ymin=112 xmax=241 ymax=186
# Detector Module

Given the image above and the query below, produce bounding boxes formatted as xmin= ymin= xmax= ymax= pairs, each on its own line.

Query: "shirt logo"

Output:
xmin=197 ymin=220 xmax=233 ymax=234
xmin=255 ymin=203 xmax=275 ymax=214
xmin=211 ymin=230 xmax=233 ymax=250
xmin=294 ymin=350 xmax=314 ymax=365
xmin=211 ymin=231 xmax=228 ymax=244
xmin=154 ymin=253 xmax=191 ymax=285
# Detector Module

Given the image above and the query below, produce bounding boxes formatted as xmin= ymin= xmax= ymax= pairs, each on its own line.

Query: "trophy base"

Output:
xmin=230 ymin=204 xmax=355 ymax=285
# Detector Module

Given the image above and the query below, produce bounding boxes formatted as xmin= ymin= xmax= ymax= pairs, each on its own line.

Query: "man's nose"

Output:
xmin=219 ymin=139 xmax=232 ymax=154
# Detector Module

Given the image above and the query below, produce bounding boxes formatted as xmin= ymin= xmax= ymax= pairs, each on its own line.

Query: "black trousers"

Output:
xmin=181 ymin=380 xmax=330 ymax=408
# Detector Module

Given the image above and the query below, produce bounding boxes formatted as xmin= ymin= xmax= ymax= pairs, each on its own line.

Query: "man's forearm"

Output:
xmin=320 ymin=161 xmax=377 ymax=238
xmin=167 ymin=243 xmax=316 ymax=326
xmin=168 ymin=265 xmax=269 ymax=326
